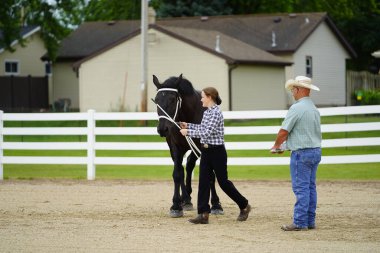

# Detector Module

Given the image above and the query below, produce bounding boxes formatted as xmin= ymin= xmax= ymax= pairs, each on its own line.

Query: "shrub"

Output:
xmin=353 ymin=89 xmax=380 ymax=105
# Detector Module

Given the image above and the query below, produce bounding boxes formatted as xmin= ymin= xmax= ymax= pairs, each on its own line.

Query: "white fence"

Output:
xmin=1 ymin=105 xmax=380 ymax=180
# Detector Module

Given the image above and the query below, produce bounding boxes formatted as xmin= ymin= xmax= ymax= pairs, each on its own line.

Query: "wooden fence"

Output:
xmin=1 ymin=105 xmax=380 ymax=180
xmin=0 ymin=75 xmax=49 ymax=112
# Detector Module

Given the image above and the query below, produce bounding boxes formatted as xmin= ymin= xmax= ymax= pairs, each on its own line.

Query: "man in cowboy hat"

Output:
xmin=271 ymin=76 xmax=322 ymax=231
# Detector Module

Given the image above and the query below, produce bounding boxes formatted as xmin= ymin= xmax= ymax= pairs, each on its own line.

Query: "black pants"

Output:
xmin=197 ymin=145 xmax=248 ymax=214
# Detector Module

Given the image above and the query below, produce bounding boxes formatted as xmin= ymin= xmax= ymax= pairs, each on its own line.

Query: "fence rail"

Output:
xmin=1 ymin=105 xmax=380 ymax=180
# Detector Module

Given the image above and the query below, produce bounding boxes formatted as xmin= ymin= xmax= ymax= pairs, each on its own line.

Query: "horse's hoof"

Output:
xmin=169 ymin=209 xmax=184 ymax=218
xmin=211 ymin=208 xmax=224 ymax=215
xmin=182 ymin=203 xmax=194 ymax=211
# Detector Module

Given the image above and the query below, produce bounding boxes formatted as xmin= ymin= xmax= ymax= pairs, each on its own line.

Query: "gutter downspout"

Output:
xmin=228 ymin=64 xmax=238 ymax=111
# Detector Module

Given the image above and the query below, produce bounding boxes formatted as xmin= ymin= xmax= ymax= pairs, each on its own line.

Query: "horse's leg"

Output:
xmin=185 ymin=152 xmax=197 ymax=195
xmin=182 ymin=152 xmax=197 ymax=210
xmin=210 ymin=171 xmax=224 ymax=215
xmin=170 ymin=150 xmax=185 ymax=218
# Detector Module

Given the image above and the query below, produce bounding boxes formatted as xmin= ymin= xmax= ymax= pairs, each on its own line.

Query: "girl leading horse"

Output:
xmin=152 ymin=74 xmax=223 ymax=218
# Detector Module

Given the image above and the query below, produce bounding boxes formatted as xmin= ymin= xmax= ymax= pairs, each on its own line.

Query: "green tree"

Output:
xmin=0 ymin=0 xmax=25 ymax=52
xmin=2 ymin=0 xmax=378 ymax=70
xmin=247 ymin=0 xmax=380 ymax=70
xmin=151 ymin=0 xmax=380 ymax=71
xmin=0 ymin=0 xmax=84 ymax=61
xmin=330 ymin=1 xmax=380 ymax=71
xmin=151 ymin=0 xmax=232 ymax=17
xmin=227 ymin=0 xmax=261 ymax=14
xmin=83 ymin=0 xmax=141 ymax=21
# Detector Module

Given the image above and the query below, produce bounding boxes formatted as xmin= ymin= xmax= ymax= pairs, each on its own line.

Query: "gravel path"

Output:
xmin=0 ymin=180 xmax=379 ymax=253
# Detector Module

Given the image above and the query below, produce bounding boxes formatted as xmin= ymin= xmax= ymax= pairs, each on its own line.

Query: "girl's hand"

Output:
xmin=179 ymin=122 xmax=188 ymax=129
xmin=180 ymin=129 xmax=188 ymax=136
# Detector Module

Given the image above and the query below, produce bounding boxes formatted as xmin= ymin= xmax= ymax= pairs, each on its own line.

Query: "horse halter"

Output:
xmin=151 ymin=88 xmax=201 ymax=159
xmin=155 ymin=88 xmax=182 ymax=122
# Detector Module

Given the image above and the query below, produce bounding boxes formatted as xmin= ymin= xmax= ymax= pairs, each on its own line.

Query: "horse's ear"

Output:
xmin=174 ymin=74 xmax=183 ymax=88
xmin=153 ymin=75 xmax=161 ymax=89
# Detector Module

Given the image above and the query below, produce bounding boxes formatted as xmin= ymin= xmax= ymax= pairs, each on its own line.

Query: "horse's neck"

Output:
xmin=179 ymin=95 xmax=204 ymax=123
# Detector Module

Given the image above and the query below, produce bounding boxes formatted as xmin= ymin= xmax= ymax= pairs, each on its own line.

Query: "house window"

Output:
xmin=45 ymin=61 xmax=52 ymax=75
xmin=5 ymin=60 xmax=19 ymax=75
xmin=306 ymin=56 xmax=312 ymax=77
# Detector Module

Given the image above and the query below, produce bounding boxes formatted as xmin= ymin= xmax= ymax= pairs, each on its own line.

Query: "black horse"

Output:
xmin=152 ymin=74 xmax=223 ymax=218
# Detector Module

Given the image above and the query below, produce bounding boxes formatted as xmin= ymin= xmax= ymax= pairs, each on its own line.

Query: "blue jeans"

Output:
xmin=290 ymin=148 xmax=321 ymax=228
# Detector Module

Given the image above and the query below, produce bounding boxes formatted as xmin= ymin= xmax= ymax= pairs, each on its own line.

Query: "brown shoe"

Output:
xmin=281 ymin=223 xmax=308 ymax=231
xmin=189 ymin=213 xmax=209 ymax=224
xmin=237 ymin=204 xmax=251 ymax=221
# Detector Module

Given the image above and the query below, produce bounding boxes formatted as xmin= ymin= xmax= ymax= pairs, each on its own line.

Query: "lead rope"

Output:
xmin=151 ymin=91 xmax=201 ymax=159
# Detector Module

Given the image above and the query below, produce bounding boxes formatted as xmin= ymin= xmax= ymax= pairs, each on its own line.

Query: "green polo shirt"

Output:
xmin=281 ymin=97 xmax=321 ymax=151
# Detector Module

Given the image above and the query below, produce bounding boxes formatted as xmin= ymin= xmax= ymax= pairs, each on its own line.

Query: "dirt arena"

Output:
xmin=0 ymin=180 xmax=379 ymax=253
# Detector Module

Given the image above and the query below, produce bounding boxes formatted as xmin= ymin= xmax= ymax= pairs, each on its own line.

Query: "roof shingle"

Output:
xmin=156 ymin=25 xmax=291 ymax=65
xmin=158 ymin=13 xmax=326 ymax=52
xmin=56 ymin=20 xmax=140 ymax=59
xmin=55 ymin=12 xmax=355 ymax=65
xmin=0 ymin=25 xmax=40 ymax=52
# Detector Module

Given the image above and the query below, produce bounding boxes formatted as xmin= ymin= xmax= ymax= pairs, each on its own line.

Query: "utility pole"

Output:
xmin=140 ymin=0 xmax=148 ymax=112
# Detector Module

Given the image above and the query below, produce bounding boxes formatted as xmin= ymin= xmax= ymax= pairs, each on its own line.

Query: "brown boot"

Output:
xmin=237 ymin=204 xmax=251 ymax=221
xmin=189 ymin=212 xmax=209 ymax=224
xmin=281 ymin=223 xmax=308 ymax=231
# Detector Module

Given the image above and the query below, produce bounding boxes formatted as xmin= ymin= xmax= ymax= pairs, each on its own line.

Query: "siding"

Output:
xmin=52 ymin=62 xmax=79 ymax=109
xmin=148 ymin=30 xmax=228 ymax=111
xmin=79 ymin=29 xmax=228 ymax=112
xmin=0 ymin=32 xmax=46 ymax=76
xmin=231 ymin=65 xmax=287 ymax=110
xmin=79 ymin=35 xmax=140 ymax=112
xmin=293 ymin=22 xmax=350 ymax=106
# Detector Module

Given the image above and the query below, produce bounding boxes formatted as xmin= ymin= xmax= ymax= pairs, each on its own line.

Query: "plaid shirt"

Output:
xmin=187 ymin=104 xmax=224 ymax=145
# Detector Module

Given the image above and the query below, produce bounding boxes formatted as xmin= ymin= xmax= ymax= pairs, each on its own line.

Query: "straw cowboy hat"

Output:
xmin=285 ymin=76 xmax=320 ymax=91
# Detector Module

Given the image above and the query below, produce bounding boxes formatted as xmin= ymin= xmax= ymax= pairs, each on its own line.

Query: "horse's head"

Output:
xmin=152 ymin=74 xmax=183 ymax=137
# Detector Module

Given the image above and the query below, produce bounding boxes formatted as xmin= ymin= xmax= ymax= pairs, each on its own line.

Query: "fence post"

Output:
xmin=87 ymin=109 xmax=96 ymax=180
xmin=0 ymin=111 xmax=3 ymax=180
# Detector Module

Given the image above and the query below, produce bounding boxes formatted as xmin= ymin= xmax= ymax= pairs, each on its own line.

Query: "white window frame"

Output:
xmin=306 ymin=56 xmax=313 ymax=78
xmin=4 ymin=60 xmax=20 ymax=75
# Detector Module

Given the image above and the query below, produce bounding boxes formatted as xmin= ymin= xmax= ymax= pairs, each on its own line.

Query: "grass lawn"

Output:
xmin=4 ymin=163 xmax=380 ymax=180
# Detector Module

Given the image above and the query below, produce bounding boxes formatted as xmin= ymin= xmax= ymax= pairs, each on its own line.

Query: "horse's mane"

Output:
xmin=163 ymin=76 xmax=195 ymax=96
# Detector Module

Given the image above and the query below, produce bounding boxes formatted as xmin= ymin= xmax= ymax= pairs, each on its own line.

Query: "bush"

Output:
xmin=353 ymin=89 xmax=380 ymax=105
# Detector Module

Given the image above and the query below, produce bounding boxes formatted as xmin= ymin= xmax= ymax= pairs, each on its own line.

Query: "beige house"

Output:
xmin=72 ymin=25 xmax=290 ymax=112
xmin=51 ymin=12 xmax=355 ymax=112
xmin=159 ymin=13 xmax=356 ymax=107
xmin=0 ymin=26 xmax=48 ymax=77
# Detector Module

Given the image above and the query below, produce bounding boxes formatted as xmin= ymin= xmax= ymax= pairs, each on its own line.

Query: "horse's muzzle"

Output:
xmin=157 ymin=126 xmax=168 ymax=137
